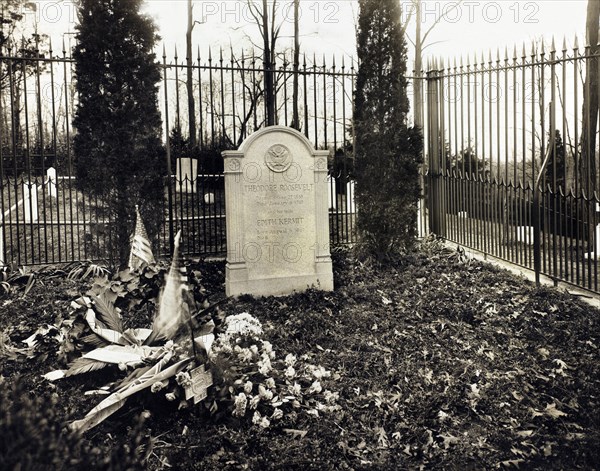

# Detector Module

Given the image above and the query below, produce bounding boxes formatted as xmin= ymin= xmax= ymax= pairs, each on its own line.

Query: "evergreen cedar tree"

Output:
xmin=354 ymin=0 xmax=423 ymax=257
xmin=73 ymin=0 xmax=165 ymax=266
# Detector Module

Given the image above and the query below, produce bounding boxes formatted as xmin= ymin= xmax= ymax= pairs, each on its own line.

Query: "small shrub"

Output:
xmin=0 ymin=377 xmax=152 ymax=470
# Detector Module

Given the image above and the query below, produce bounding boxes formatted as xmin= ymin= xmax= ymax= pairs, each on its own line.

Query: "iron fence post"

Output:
xmin=426 ymin=61 xmax=442 ymax=236
xmin=163 ymin=47 xmax=175 ymax=254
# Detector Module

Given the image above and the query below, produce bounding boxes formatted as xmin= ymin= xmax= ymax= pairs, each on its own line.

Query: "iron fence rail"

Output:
xmin=5 ymin=34 xmax=600 ymax=297
xmin=0 ymin=43 xmax=357 ymax=266
xmin=424 ymin=38 xmax=600 ymax=293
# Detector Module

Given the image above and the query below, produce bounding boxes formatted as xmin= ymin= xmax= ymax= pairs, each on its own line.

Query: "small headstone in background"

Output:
xmin=327 ymin=175 xmax=337 ymax=210
xmin=22 ymin=182 xmax=38 ymax=223
xmin=346 ymin=180 xmax=356 ymax=214
xmin=0 ymin=227 xmax=4 ymax=267
xmin=516 ymin=226 xmax=533 ymax=245
xmin=204 ymin=192 xmax=215 ymax=205
xmin=175 ymin=158 xmax=198 ymax=193
xmin=46 ymin=167 xmax=57 ymax=198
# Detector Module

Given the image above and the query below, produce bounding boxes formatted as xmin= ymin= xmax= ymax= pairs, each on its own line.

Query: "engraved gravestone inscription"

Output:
xmin=223 ymin=126 xmax=334 ymax=297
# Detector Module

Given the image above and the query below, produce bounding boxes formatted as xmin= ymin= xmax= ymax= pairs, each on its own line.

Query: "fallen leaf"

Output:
xmin=537 ymin=347 xmax=550 ymax=359
xmin=438 ymin=433 xmax=459 ymax=450
xmin=283 ymin=429 xmax=307 ymax=439
xmin=375 ymin=426 xmax=389 ymax=448
xmin=511 ymin=390 xmax=524 ymax=402
xmin=500 ymin=458 xmax=525 ymax=468
xmin=544 ymin=403 xmax=568 ymax=419
xmin=553 ymin=359 xmax=570 ymax=376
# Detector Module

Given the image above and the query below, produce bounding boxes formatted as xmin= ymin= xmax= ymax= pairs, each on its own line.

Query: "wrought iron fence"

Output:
xmin=0 ymin=42 xmax=357 ymax=266
xmin=422 ymin=37 xmax=600 ymax=294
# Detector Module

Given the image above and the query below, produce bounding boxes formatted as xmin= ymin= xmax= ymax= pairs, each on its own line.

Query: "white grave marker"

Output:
xmin=516 ymin=226 xmax=534 ymax=245
xmin=46 ymin=167 xmax=57 ymax=198
xmin=175 ymin=158 xmax=198 ymax=193
xmin=346 ymin=180 xmax=356 ymax=213
xmin=22 ymin=183 xmax=38 ymax=223
xmin=327 ymin=175 xmax=337 ymax=210
xmin=0 ymin=227 xmax=4 ymax=267
xmin=204 ymin=192 xmax=215 ymax=204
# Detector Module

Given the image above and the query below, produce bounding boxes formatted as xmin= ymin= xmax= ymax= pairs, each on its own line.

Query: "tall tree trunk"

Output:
xmin=262 ymin=0 xmax=274 ymax=126
xmin=291 ymin=0 xmax=300 ymax=130
xmin=413 ymin=1 xmax=423 ymax=129
xmin=581 ymin=0 xmax=599 ymax=251
xmin=186 ymin=0 xmax=197 ymax=148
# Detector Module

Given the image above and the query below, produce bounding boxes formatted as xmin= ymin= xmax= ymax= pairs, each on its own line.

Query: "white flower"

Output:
xmin=324 ymin=390 xmax=339 ymax=404
xmin=285 ymin=366 xmax=296 ymax=379
xmin=175 ymin=372 xmax=193 ymax=388
xmin=249 ymin=395 xmax=260 ymax=410
xmin=289 ymin=382 xmax=302 ymax=396
xmin=285 ymin=354 xmax=297 ymax=367
xmin=308 ymin=381 xmax=322 ymax=394
xmin=250 ymin=344 xmax=259 ymax=355
xmin=238 ymin=348 xmax=253 ymax=362
xmin=258 ymin=357 xmax=272 ymax=375
xmin=151 ymin=380 xmax=166 ymax=393
xmin=252 ymin=411 xmax=262 ymax=424
xmin=265 ymin=377 xmax=276 ymax=389
xmin=310 ymin=366 xmax=331 ymax=380
xmin=225 ymin=313 xmax=263 ymax=338
xmin=244 ymin=381 xmax=253 ymax=394
xmin=220 ymin=343 xmax=233 ymax=354
xmin=271 ymin=408 xmax=283 ymax=420
xmin=233 ymin=392 xmax=247 ymax=417
xmin=259 ymin=384 xmax=274 ymax=401
xmin=165 ymin=393 xmax=177 ymax=402
xmin=259 ymin=417 xmax=270 ymax=428
xmin=262 ymin=341 xmax=276 ymax=359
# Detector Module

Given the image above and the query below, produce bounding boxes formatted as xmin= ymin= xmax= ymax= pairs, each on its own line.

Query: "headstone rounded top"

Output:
xmin=234 ymin=125 xmax=316 ymax=155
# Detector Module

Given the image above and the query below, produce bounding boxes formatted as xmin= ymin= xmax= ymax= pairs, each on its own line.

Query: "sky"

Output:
xmin=20 ymin=1 xmax=590 ymax=67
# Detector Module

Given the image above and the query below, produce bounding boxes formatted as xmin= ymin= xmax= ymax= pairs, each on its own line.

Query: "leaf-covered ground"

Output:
xmin=1 ymin=240 xmax=599 ymax=470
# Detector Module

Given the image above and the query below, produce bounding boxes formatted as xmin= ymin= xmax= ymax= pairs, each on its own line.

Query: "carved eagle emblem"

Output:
xmin=265 ymin=144 xmax=292 ymax=172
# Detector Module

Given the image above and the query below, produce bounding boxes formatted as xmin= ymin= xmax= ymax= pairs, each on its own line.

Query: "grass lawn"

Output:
xmin=0 ymin=240 xmax=599 ymax=470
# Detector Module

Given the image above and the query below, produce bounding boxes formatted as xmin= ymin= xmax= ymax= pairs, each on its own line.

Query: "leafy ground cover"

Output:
xmin=1 ymin=240 xmax=599 ymax=470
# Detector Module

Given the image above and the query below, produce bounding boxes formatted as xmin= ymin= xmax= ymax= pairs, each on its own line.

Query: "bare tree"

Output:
xmin=581 ymin=0 xmax=599 ymax=195
xmin=186 ymin=0 xmax=197 ymax=148
xmin=403 ymin=0 xmax=462 ymax=128
xmin=291 ymin=0 xmax=300 ymax=130
xmin=246 ymin=0 xmax=283 ymax=126
xmin=185 ymin=0 xmax=207 ymax=148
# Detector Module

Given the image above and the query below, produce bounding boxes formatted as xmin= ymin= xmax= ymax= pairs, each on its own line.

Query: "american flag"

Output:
xmin=128 ymin=205 xmax=155 ymax=270
xmin=147 ymin=230 xmax=188 ymax=344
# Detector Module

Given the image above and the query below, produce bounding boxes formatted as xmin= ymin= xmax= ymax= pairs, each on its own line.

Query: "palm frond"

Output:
xmin=84 ymin=309 xmax=123 ymax=345
xmin=92 ymin=293 xmax=123 ymax=333
xmin=64 ymin=357 xmax=109 ymax=377
xmin=80 ymin=333 xmax=110 ymax=348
